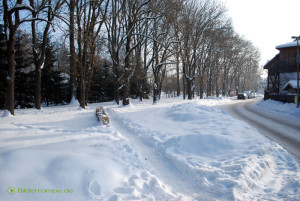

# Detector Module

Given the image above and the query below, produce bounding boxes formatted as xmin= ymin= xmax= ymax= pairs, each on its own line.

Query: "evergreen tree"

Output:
xmin=130 ymin=72 xmax=151 ymax=100
xmin=41 ymin=35 xmax=69 ymax=106
xmin=89 ymin=61 xmax=114 ymax=103
xmin=15 ymin=71 xmax=35 ymax=108
xmin=15 ymin=30 xmax=35 ymax=108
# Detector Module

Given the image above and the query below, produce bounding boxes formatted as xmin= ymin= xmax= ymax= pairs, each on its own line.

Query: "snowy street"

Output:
xmin=0 ymin=97 xmax=300 ymax=201
xmin=219 ymin=99 xmax=300 ymax=163
xmin=2 ymin=0 xmax=300 ymax=200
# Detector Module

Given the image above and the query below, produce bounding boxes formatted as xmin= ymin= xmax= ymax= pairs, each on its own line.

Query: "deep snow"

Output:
xmin=0 ymin=97 xmax=299 ymax=201
xmin=255 ymin=98 xmax=300 ymax=118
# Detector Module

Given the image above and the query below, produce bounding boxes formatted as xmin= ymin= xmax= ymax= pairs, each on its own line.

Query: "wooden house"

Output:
xmin=264 ymin=41 xmax=298 ymax=93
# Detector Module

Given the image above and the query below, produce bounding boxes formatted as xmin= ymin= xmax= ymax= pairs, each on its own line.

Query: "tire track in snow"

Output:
xmin=221 ymin=100 xmax=300 ymax=163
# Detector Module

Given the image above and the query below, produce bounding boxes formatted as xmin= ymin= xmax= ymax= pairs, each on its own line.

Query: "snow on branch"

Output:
xmin=8 ymin=4 xmax=34 ymax=13
xmin=118 ymin=84 xmax=124 ymax=91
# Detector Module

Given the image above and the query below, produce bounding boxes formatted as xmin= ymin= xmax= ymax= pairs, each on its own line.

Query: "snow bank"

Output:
xmin=0 ymin=104 xmax=186 ymax=201
xmin=256 ymin=99 xmax=300 ymax=118
xmin=108 ymin=99 xmax=300 ymax=200
xmin=1 ymin=110 xmax=13 ymax=117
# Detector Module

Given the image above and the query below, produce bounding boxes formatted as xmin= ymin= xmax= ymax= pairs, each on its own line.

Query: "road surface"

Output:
xmin=218 ymin=99 xmax=300 ymax=163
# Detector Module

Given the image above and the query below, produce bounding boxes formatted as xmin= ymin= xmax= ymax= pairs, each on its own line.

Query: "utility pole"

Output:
xmin=292 ymin=36 xmax=300 ymax=108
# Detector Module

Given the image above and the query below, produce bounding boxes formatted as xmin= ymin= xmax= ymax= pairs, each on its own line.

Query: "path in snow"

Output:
xmin=107 ymin=106 xmax=208 ymax=199
xmin=219 ymin=99 xmax=300 ymax=162
xmin=0 ymin=104 xmax=188 ymax=201
xmin=106 ymin=100 xmax=300 ymax=200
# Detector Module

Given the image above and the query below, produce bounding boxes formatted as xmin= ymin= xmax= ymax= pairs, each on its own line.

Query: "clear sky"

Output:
xmin=221 ymin=0 xmax=300 ymax=67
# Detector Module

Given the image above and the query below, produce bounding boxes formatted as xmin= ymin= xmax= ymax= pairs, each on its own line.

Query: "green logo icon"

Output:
xmin=7 ymin=186 xmax=15 ymax=195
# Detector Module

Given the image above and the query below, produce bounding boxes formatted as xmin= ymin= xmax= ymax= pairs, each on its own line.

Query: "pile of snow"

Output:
xmin=1 ymin=110 xmax=13 ymax=118
xmin=256 ymin=99 xmax=300 ymax=118
xmin=69 ymin=96 xmax=80 ymax=107
xmin=283 ymin=80 xmax=300 ymax=90
xmin=0 ymin=104 xmax=186 ymax=201
xmin=108 ymin=99 xmax=300 ymax=200
xmin=0 ymin=97 xmax=299 ymax=200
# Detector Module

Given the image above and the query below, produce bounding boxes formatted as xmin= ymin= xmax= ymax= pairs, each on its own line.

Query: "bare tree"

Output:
xmin=75 ymin=0 xmax=109 ymax=109
xmin=68 ymin=0 xmax=76 ymax=103
xmin=105 ymin=0 xmax=125 ymax=105
xmin=147 ymin=0 xmax=181 ymax=103
xmin=29 ymin=0 xmax=64 ymax=110
xmin=181 ymin=0 xmax=226 ymax=100
xmin=105 ymin=0 xmax=149 ymax=106
xmin=3 ymin=0 xmax=36 ymax=115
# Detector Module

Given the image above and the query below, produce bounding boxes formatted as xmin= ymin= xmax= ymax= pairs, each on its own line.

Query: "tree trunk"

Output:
xmin=187 ymin=79 xmax=192 ymax=100
xmin=79 ymin=76 xmax=85 ymax=109
xmin=207 ymin=69 xmax=212 ymax=96
xmin=182 ymin=75 xmax=186 ymax=99
xmin=30 ymin=0 xmax=52 ymax=110
xmin=35 ymin=66 xmax=42 ymax=109
xmin=182 ymin=63 xmax=186 ymax=100
xmin=4 ymin=34 xmax=16 ymax=115
xmin=122 ymin=80 xmax=130 ymax=105
xmin=112 ymin=57 xmax=120 ymax=105
xmin=69 ymin=0 xmax=76 ymax=103
xmin=235 ymin=76 xmax=239 ymax=96
xmin=176 ymin=51 xmax=180 ymax=96
xmin=153 ymin=83 xmax=158 ymax=103
xmin=216 ymin=76 xmax=219 ymax=97
xmin=122 ymin=35 xmax=131 ymax=106
xmin=199 ymin=75 xmax=204 ymax=99
xmin=30 ymin=4 xmax=41 ymax=110
xmin=222 ymin=65 xmax=226 ymax=97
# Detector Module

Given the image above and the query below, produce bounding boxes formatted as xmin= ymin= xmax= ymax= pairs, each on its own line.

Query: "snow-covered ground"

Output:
xmin=255 ymin=99 xmax=300 ymax=119
xmin=0 ymin=97 xmax=299 ymax=201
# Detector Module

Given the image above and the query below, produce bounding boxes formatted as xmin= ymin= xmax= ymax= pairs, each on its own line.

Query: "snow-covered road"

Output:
xmin=0 ymin=97 xmax=299 ymax=200
xmin=219 ymin=99 xmax=300 ymax=162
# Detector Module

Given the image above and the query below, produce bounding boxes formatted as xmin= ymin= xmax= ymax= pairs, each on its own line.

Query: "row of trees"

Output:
xmin=1 ymin=0 xmax=261 ymax=115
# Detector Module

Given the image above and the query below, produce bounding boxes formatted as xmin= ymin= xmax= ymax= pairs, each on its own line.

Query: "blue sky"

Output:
xmin=221 ymin=0 xmax=300 ymax=67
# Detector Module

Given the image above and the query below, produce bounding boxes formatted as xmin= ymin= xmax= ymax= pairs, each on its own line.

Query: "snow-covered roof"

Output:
xmin=276 ymin=41 xmax=299 ymax=49
xmin=283 ymin=80 xmax=300 ymax=90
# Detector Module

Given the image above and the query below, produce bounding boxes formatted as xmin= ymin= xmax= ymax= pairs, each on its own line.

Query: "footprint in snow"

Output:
xmin=88 ymin=180 xmax=102 ymax=198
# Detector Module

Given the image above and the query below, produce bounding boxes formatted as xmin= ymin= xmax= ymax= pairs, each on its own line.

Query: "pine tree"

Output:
xmin=89 ymin=61 xmax=114 ymax=103
xmin=41 ymin=35 xmax=68 ymax=106
xmin=15 ymin=30 xmax=35 ymax=108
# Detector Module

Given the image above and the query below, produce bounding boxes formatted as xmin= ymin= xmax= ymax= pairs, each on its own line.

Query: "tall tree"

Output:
xmin=179 ymin=0 xmax=225 ymax=100
xmin=105 ymin=0 xmax=149 ymax=105
xmin=75 ymin=0 xmax=109 ymax=109
xmin=68 ymin=0 xmax=76 ymax=103
xmin=149 ymin=0 xmax=180 ymax=103
xmin=3 ymin=0 xmax=35 ymax=115
xmin=29 ymin=0 xmax=64 ymax=110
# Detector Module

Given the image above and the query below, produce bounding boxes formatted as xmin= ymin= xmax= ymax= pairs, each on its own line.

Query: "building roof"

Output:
xmin=283 ymin=80 xmax=300 ymax=90
xmin=276 ymin=40 xmax=299 ymax=49
xmin=264 ymin=54 xmax=279 ymax=69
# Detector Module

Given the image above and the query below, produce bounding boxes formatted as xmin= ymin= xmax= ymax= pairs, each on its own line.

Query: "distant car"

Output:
xmin=238 ymin=93 xmax=248 ymax=100
xmin=249 ymin=92 xmax=257 ymax=99
xmin=243 ymin=91 xmax=253 ymax=99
